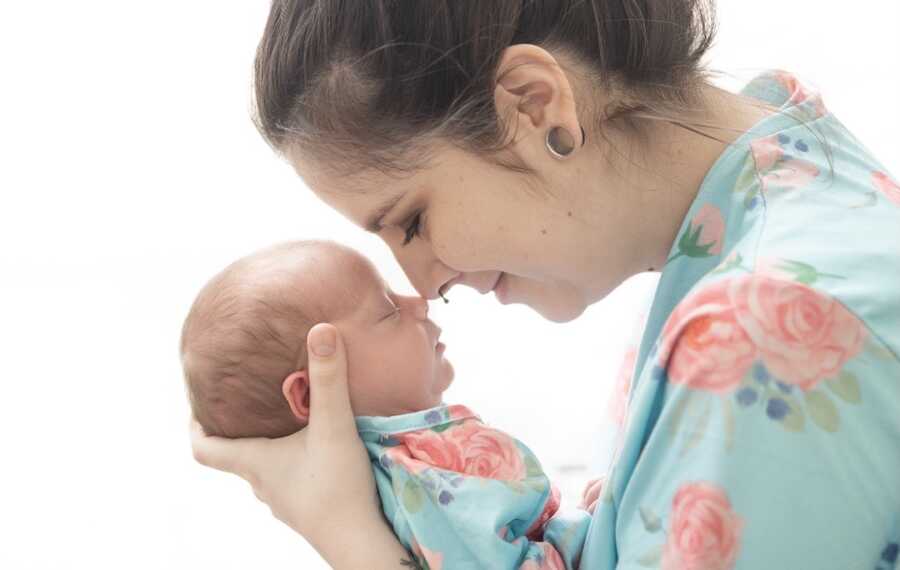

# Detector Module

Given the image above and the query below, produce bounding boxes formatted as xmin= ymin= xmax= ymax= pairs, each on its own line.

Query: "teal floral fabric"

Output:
xmin=580 ymin=71 xmax=900 ymax=569
xmin=357 ymin=404 xmax=591 ymax=569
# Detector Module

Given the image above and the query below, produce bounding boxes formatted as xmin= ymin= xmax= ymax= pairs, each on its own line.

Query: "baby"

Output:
xmin=181 ymin=240 xmax=594 ymax=569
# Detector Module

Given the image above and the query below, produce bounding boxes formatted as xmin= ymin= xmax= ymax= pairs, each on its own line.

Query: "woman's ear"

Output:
xmin=493 ymin=44 xmax=581 ymax=144
xmin=282 ymin=370 xmax=311 ymax=423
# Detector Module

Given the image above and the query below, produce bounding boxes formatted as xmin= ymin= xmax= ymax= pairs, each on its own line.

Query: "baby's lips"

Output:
xmin=426 ymin=321 xmax=442 ymax=347
xmin=433 ymin=326 xmax=443 ymax=347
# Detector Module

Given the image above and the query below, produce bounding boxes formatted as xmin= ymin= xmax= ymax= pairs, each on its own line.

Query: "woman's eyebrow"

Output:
xmin=365 ymin=192 xmax=405 ymax=233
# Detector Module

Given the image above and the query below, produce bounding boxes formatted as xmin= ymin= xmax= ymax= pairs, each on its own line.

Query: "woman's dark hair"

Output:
xmin=253 ymin=0 xmax=724 ymax=175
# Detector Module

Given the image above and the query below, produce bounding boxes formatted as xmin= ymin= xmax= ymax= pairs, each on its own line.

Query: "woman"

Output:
xmin=192 ymin=1 xmax=900 ymax=568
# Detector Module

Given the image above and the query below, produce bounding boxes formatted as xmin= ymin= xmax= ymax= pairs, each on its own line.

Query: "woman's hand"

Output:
xmin=189 ymin=324 xmax=407 ymax=566
xmin=579 ymin=476 xmax=606 ymax=515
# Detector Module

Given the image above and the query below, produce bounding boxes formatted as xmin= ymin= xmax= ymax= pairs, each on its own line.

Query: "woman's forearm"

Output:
xmin=312 ymin=513 xmax=411 ymax=569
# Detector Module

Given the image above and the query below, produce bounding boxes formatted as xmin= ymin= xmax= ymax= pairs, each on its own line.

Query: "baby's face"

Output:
xmin=323 ymin=250 xmax=454 ymax=417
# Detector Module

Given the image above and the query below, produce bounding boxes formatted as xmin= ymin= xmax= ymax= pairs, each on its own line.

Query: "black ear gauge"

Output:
xmin=581 ymin=125 xmax=586 ymax=147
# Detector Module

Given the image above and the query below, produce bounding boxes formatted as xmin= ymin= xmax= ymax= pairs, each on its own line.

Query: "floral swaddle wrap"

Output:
xmin=357 ymin=404 xmax=591 ymax=569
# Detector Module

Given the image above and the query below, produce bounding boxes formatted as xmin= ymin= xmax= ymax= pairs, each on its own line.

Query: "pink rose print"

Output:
xmin=384 ymin=445 xmax=424 ymax=475
xmin=748 ymin=135 xmax=782 ymax=172
xmin=750 ymin=135 xmax=819 ymax=193
xmin=775 ymin=70 xmax=828 ymax=118
xmin=692 ymin=204 xmax=725 ymax=256
xmin=764 ymin=157 xmax=818 ymax=191
xmin=447 ymin=404 xmax=476 ymax=421
xmin=607 ymin=346 xmax=637 ymax=426
xmin=394 ymin=420 xmax=527 ymax=481
xmin=661 ymin=482 xmax=743 ymax=570
xmin=519 ymin=543 xmax=566 ymax=570
xmin=658 ymin=280 xmax=757 ymax=393
xmin=443 ymin=422 xmax=527 ymax=481
xmin=669 ymin=205 xmax=726 ymax=262
xmin=409 ymin=538 xmax=444 ymax=570
xmin=390 ymin=429 xmax=464 ymax=475
xmin=730 ymin=275 xmax=866 ymax=391
xmin=418 ymin=545 xmax=443 ymax=570
xmin=872 ymin=170 xmax=900 ymax=206
xmin=526 ymin=484 xmax=561 ymax=541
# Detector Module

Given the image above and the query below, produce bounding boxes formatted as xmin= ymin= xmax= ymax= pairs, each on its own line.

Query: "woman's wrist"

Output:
xmin=311 ymin=511 xmax=410 ymax=569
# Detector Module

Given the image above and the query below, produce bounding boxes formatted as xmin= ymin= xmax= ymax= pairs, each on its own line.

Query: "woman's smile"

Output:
xmin=492 ymin=273 xmax=510 ymax=304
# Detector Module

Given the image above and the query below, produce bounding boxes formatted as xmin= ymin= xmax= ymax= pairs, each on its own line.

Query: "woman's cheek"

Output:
xmin=429 ymin=205 xmax=494 ymax=270
xmin=430 ymin=227 xmax=474 ymax=271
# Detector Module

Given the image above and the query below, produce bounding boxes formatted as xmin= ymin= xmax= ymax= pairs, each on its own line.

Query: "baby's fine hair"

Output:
xmin=181 ymin=241 xmax=330 ymax=438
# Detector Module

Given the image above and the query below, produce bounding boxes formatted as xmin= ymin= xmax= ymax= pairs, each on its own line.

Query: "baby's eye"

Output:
xmin=381 ymin=305 xmax=401 ymax=321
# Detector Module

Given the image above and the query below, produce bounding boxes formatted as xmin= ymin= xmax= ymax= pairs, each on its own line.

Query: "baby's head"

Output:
xmin=181 ymin=240 xmax=453 ymax=438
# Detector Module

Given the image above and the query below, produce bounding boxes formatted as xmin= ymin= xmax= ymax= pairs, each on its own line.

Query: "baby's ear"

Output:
xmin=282 ymin=370 xmax=311 ymax=423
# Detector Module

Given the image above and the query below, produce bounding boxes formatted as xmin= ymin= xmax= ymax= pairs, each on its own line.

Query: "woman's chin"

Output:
xmin=519 ymin=292 xmax=588 ymax=323
xmin=504 ymin=296 xmax=586 ymax=322
xmin=495 ymin=276 xmax=587 ymax=322
xmin=534 ymin=302 xmax=586 ymax=323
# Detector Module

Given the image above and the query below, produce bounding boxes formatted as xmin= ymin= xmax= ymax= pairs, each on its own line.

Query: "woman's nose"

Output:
xmin=388 ymin=238 xmax=458 ymax=300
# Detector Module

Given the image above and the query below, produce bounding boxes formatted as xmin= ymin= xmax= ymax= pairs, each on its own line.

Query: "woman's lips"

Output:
xmin=490 ymin=272 xmax=504 ymax=293
xmin=492 ymin=273 xmax=510 ymax=303
xmin=437 ymin=272 xmax=505 ymax=298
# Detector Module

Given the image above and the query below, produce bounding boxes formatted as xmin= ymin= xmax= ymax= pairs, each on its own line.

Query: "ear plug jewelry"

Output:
xmin=546 ymin=125 xmax=586 ymax=159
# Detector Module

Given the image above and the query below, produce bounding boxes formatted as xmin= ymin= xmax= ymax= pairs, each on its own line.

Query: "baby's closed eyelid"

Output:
xmin=377 ymin=305 xmax=399 ymax=322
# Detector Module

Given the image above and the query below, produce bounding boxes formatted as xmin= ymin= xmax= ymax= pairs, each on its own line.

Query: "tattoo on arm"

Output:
xmin=400 ymin=557 xmax=424 ymax=570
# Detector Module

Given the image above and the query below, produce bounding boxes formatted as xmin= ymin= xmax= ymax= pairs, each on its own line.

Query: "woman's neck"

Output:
xmin=576 ymin=84 xmax=773 ymax=283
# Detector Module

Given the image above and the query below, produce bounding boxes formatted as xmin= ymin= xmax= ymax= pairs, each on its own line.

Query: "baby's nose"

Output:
xmin=409 ymin=296 xmax=429 ymax=320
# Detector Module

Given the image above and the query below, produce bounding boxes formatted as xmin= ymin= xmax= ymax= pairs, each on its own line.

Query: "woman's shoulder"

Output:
xmin=683 ymin=79 xmax=900 ymax=359
xmin=644 ymin=265 xmax=900 ymax=483
xmin=657 ymin=263 xmax=900 ymax=401
xmin=724 ymin=69 xmax=899 ymax=215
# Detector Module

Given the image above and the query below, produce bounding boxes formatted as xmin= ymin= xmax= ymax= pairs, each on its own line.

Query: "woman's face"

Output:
xmin=289 ymin=142 xmax=628 ymax=323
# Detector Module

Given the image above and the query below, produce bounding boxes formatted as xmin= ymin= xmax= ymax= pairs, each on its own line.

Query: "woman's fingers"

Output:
xmin=580 ymin=476 xmax=606 ymax=511
xmin=581 ymin=477 xmax=602 ymax=504
xmin=189 ymin=417 xmax=263 ymax=480
xmin=305 ymin=323 xmax=356 ymax=439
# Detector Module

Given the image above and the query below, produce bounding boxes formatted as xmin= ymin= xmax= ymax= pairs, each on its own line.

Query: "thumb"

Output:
xmin=306 ymin=323 xmax=356 ymax=439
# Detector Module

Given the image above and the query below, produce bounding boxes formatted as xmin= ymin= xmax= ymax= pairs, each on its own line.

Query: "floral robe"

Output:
xmin=579 ymin=70 xmax=900 ymax=570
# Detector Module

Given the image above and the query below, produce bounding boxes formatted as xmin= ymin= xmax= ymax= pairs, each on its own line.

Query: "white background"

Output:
xmin=1 ymin=2 xmax=897 ymax=568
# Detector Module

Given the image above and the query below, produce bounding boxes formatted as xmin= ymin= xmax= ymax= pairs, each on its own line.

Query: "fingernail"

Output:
xmin=310 ymin=325 xmax=335 ymax=357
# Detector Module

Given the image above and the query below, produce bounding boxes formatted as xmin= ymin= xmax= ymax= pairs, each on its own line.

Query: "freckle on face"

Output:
xmin=541 ymin=229 xmax=547 ymax=235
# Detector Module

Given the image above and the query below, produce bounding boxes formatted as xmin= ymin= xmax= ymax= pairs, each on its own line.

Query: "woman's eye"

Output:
xmin=402 ymin=211 xmax=422 ymax=246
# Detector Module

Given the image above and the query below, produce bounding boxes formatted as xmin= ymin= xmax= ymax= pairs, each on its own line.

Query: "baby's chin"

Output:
xmin=435 ymin=358 xmax=455 ymax=394
xmin=409 ymin=365 xmax=455 ymax=413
